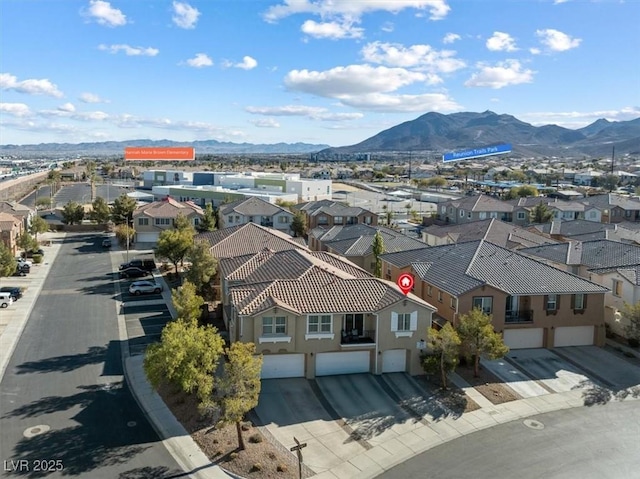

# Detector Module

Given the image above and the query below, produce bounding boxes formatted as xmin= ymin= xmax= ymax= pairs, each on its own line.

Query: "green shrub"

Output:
xmin=31 ymin=254 xmax=43 ymax=264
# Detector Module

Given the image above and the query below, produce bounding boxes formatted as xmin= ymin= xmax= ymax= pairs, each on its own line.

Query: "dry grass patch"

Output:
xmin=157 ymin=383 xmax=304 ymax=479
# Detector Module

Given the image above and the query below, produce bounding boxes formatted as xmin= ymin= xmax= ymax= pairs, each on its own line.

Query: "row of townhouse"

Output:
xmin=0 ymin=201 xmax=35 ymax=255
xmin=195 ymin=223 xmax=436 ymax=378
xmin=380 ymin=240 xmax=609 ymax=350
xmin=436 ymin=193 xmax=640 ymax=226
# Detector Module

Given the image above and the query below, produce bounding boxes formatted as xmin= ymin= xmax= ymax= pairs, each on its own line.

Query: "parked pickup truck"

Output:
xmin=119 ymin=258 xmax=156 ymax=272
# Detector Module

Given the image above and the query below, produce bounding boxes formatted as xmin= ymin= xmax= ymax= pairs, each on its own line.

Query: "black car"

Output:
xmin=119 ymin=267 xmax=150 ymax=279
xmin=0 ymin=286 xmax=23 ymax=301
xmin=119 ymin=258 xmax=156 ymax=271
xmin=102 ymin=238 xmax=112 ymax=248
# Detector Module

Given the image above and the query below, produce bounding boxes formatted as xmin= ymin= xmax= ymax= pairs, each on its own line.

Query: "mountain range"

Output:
xmin=318 ymin=111 xmax=640 ymax=158
xmin=1 ymin=111 xmax=638 ymax=158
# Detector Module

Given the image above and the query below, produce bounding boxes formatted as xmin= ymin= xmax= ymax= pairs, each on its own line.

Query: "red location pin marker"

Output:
xmin=397 ymin=273 xmax=414 ymax=296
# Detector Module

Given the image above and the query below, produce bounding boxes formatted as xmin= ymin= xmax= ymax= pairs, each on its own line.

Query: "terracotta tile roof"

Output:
xmin=219 ymin=196 xmax=290 ymax=217
xmin=311 ymin=224 xmax=426 ymax=256
xmin=219 ymin=248 xmax=372 ymax=284
xmin=195 ymin=222 xmax=307 ymax=259
xmin=521 ymin=239 xmax=640 ymax=270
xmin=133 ymin=197 xmax=203 ymax=218
xmin=0 ymin=212 xmax=21 ymax=230
xmin=446 ymin=194 xmax=513 ymax=212
xmin=230 ymin=268 xmax=435 ymax=316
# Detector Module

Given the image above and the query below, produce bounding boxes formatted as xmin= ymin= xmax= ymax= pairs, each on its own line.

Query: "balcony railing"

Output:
xmin=340 ymin=329 xmax=375 ymax=345
xmin=505 ymin=310 xmax=533 ymax=323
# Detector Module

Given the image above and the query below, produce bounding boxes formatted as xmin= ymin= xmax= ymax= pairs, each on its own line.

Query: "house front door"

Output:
xmin=345 ymin=314 xmax=364 ymax=337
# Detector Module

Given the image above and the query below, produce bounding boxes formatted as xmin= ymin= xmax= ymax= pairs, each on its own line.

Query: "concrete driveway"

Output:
xmin=315 ymin=374 xmax=423 ymax=447
xmin=483 ymin=357 xmax=550 ymax=398
xmin=254 ymin=378 xmax=366 ymax=474
xmin=505 ymin=349 xmax=596 ymax=393
xmin=553 ymin=346 xmax=640 ymax=391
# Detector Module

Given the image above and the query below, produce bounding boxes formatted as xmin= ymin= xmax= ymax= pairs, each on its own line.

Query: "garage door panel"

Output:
xmin=316 ymin=351 xmax=370 ymax=376
xmin=554 ymin=326 xmax=594 ymax=347
xmin=503 ymin=328 xmax=544 ymax=349
xmin=136 ymin=232 xmax=160 ymax=243
xmin=382 ymin=349 xmax=407 ymax=373
xmin=261 ymin=354 xmax=305 ymax=379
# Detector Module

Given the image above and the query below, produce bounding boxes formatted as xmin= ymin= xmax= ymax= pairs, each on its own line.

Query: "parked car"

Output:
xmin=16 ymin=257 xmax=33 ymax=268
xmin=14 ymin=263 xmax=30 ymax=276
xmin=22 ymin=249 xmax=44 ymax=258
xmin=129 ymin=281 xmax=162 ymax=296
xmin=0 ymin=292 xmax=13 ymax=308
xmin=119 ymin=258 xmax=156 ymax=271
xmin=102 ymin=238 xmax=112 ymax=248
xmin=119 ymin=267 xmax=150 ymax=279
xmin=0 ymin=287 xmax=23 ymax=301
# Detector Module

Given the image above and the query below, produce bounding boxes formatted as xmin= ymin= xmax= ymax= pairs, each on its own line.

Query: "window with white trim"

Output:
xmin=278 ymin=216 xmax=289 ymax=223
xmin=517 ymin=211 xmax=526 ymax=220
xmin=391 ymin=311 xmax=418 ymax=332
xmin=308 ymin=314 xmax=332 ymax=334
xmin=546 ymin=294 xmax=557 ymax=311
xmin=138 ymin=218 xmax=149 ymax=226
xmin=479 ymin=212 xmax=487 ymax=220
xmin=262 ymin=316 xmax=286 ymax=335
xmin=472 ymin=296 xmax=493 ymax=314
xmin=155 ymin=218 xmax=171 ymax=225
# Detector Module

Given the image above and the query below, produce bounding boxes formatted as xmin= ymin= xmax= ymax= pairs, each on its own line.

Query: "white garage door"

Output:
xmin=554 ymin=326 xmax=594 ymax=347
xmin=316 ymin=351 xmax=370 ymax=376
xmin=382 ymin=349 xmax=407 ymax=373
xmin=136 ymin=232 xmax=160 ymax=243
xmin=503 ymin=328 xmax=544 ymax=349
xmin=261 ymin=354 xmax=305 ymax=379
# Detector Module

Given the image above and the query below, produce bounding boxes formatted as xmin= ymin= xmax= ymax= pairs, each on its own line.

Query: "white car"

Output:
xmin=17 ymin=257 xmax=33 ymax=267
xmin=129 ymin=281 xmax=162 ymax=296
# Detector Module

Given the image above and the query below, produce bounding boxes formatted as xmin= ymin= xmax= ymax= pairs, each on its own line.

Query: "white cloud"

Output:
xmin=529 ymin=47 xmax=541 ymax=55
xmin=361 ymin=41 xmax=465 ymax=73
xmin=0 ymin=103 xmax=32 ymax=117
xmin=465 ymin=60 xmax=534 ymax=89
xmin=250 ymin=118 xmax=281 ymax=128
xmin=285 ymin=64 xmax=427 ymax=97
xmin=0 ymin=73 xmax=63 ymax=97
xmin=79 ymin=92 xmax=108 ymax=103
xmin=263 ymin=0 xmax=451 ymax=23
xmin=98 ymin=44 xmax=159 ymax=56
xmin=301 ymin=20 xmax=363 ymax=39
xmin=381 ymin=22 xmax=394 ymax=33
xmin=338 ymin=92 xmax=461 ymax=112
xmin=245 ymin=104 xmax=363 ymax=121
xmin=84 ymin=0 xmax=127 ymax=27
xmin=172 ymin=1 xmax=200 ymax=29
xmin=186 ymin=53 xmax=213 ymax=68
xmin=486 ymin=31 xmax=518 ymax=52
xmin=553 ymin=0 xmax=570 ymax=4
xmin=536 ymin=29 xmax=581 ymax=52
xmin=442 ymin=33 xmax=460 ymax=44
xmin=236 ymin=56 xmax=258 ymax=70
xmin=520 ymin=106 xmax=640 ymax=127
xmin=58 ymin=103 xmax=76 ymax=112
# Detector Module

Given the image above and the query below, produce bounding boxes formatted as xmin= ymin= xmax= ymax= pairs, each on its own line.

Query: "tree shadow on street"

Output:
xmin=14 ymin=345 xmax=113 ymax=375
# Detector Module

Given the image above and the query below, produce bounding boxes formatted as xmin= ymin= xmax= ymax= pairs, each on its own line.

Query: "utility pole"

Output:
xmin=611 ymin=146 xmax=615 ymax=174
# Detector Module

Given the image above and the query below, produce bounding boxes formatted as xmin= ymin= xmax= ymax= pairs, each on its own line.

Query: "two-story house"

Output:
xmin=0 ymin=212 xmax=24 ymax=256
xmin=0 ymin=201 xmax=35 ymax=230
xmin=132 ymin=197 xmax=204 ymax=243
xmin=218 ymin=197 xmax=294 ymax=232
xmin=308 ymin=224 xmax=426 ymax=273
xmin=580 ymin=194 xmax=640 ymax=224
xmin=520 ymin=239 xmax=640 ymax=339
xmin=422 ymin=218 xmax=558 ymax=249
xmin=220 ymin=249 xmax=436 ymax=378
xmin=508 ymin=197 xmax=586 ymax=226
xmin=380 ymin=240 xmax=608 ymax=350
xmin=295 ymin=200 xmax=378 ymax=230
xmin=437 ymin=194 xmax=513 ymax=224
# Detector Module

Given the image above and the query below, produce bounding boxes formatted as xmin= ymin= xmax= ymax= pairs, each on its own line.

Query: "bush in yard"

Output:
xmin=250 ymin=463 xmax=263 ymax=472
xmin=31 ymin=254 xmax=43 ymax=264
xmin=277 ymin=464 xmax=288 ymax=472
xmin=248 ymin=434 xmax=263 ymax=443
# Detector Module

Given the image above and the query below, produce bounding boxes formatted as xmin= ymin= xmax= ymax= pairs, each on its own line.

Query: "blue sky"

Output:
xmin=1 ymin=0 xmax=639 ymax=147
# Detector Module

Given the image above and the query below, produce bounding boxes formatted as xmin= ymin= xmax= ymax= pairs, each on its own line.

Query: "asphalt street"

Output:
xmin=380 ymin=400 xmax=640 ymax=479
xmin=0 ymin=233 xmax=183 ymax=478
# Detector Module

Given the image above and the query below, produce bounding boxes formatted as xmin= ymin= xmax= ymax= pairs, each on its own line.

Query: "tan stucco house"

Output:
xmin=220 ymin=248 xmax=437 ymax=378
xmin=132 ymin=197 xmax=204 ymax=243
